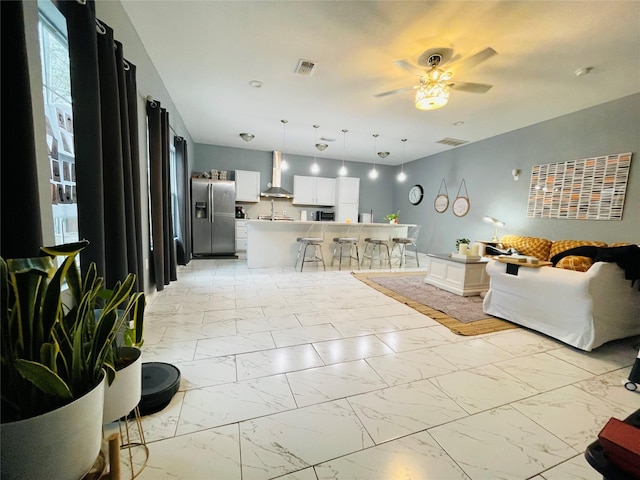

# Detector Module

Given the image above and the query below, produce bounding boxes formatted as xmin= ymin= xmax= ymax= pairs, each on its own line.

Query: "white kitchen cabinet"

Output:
xmin=235 ymin=170 xmax=260 ymax=202
xmin=292 ymin=175 xmax=336 ymax=206
xmin=335 ymin=176 xmax=359 ymax=205
xmin=334 ymin=176 xmax=360 ymax=222
xmin=235 ymin=219 xmax=248 ymax=251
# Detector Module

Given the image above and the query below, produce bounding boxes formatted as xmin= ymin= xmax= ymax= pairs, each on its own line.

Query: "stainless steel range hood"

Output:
xmin=260 ymin=151 xmax=293 ymax=198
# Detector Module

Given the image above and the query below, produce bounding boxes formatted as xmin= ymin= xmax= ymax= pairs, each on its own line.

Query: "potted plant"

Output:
xmin=385 ymin=211 xmax=400 ymax=224
xmin=103 ymin=296 xmax=145 ymax=424
xmin=1 ymin=240 xmax=144 ymax=480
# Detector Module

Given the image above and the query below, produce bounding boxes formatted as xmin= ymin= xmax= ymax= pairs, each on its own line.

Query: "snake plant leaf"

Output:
xmin=40 ymin=239 xmax=89 ymax=257
xmin=15 ymin=359 xmax=72 ymax=401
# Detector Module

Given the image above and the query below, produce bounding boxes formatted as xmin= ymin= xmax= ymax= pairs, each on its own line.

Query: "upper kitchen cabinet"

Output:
xmin=335 ymin=176 xmax=359 ymax=205
xmin=235 ymin=170 xmax=260 ymax=202
xmin=293 ymin=175 xmax=336 ymax=206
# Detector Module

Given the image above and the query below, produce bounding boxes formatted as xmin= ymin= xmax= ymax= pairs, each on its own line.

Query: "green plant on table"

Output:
xmin=455 ymin=238 xmax=471 ymax=250
xmin=1 ymin=240 xmax=145 ymax=422
xmin=384 ymin=211 xmax=400 ymax=221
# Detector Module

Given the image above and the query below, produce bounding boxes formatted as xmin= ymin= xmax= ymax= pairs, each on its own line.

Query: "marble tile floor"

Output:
xmin=119 ymin=258 xmax=639 ymax=480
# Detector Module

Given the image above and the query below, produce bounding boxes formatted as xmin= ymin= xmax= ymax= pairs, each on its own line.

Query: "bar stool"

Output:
xmin=331 ymin=225 xmax=361 ymax=270
xmin=361 ymin=235 xmax=392 ymax=269
xmin=295 ymin=224 xmax=326 ymax=272
xmin=391 ymin=225 xmax=421 ymax=267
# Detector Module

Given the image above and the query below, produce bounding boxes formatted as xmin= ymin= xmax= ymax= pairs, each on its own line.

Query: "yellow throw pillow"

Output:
xmin=501 ymin=235 xmax=553 ymax=261
xmin=555 ymin=255 xmax=594 ymax=272
xmin=550 ymin=240 xmax=607 ymax=259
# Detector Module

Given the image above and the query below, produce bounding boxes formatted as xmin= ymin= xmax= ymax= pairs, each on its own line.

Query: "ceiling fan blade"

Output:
xmin=394 ymin=59 xmax=423 ymax=76
xmin=374 ymin=85 xmax=417 ymax=98
xmin=449 ymin=82 xmax=493 ymax=93
xmin=449 ymin=47 xmax=497 ymax=72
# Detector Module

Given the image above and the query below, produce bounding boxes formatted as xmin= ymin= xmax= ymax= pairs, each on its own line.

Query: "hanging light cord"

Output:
xmin=342 ymin=129 xmax=347 ymax=167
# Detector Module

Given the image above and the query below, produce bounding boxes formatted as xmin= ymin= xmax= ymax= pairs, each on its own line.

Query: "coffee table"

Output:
xmin=425 ymin=253 xmax=490 ymax=296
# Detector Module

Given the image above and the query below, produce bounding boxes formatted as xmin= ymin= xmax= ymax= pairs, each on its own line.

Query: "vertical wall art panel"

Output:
xmin=527 ymin=153 xmax=631 ymax=220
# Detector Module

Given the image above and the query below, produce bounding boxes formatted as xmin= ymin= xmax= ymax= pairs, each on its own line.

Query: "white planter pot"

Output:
xmin=103 ymin=347 xmax=142 ymax=423
xmin=1 ymin=374 xmax=106 ymax=480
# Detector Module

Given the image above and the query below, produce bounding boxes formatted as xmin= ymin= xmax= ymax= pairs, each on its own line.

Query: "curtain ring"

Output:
xmin=123 ymin=59 xmax=131 ymax=71
xmin=96 ymin=20 xmax=106 ymax=35
xmin=175 ymin=136 xmax=183 ymax=142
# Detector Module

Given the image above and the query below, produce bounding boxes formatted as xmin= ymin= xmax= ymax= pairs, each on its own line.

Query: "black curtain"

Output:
xmin=1 ymin=1 xmax=44 ymax=259
xmin=147 ymin=102 xmax=177 ymax=290
xmin=61 ymin=1 xmax=143 ymax=289
xmin=174 ymin=137 xmax=191 ymax=265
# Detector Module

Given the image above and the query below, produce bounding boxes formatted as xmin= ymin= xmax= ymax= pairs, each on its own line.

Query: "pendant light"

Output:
xmin=280 ymin=120 xmax=289 ymax=170
xmin=338 ymin=129 xmax=348 ymax=176
xmin=369 ymin=134 xmax=379 ymax=179
xmin=397 ymin=138 xmax=407 ymax=182
xmin=311 ymin=125 xmax=322 ymax=174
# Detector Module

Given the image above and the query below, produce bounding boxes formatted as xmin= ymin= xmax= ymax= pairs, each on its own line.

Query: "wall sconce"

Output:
xmin=512 ymin=169 xmax=520 ymax=181
xmin=483 ymin=215 xmax=505 ymax=242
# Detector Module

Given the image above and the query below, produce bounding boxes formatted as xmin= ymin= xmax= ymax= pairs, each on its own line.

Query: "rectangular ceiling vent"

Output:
xmin=295 ymin=59 xmax=317 ymax=76
xmin=436 ymin=137 xmax=469 ymax=147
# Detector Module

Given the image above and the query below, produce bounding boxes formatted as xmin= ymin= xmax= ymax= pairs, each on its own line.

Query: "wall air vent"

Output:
xmin=320 ymin=137 xmax=336 ymax=142
xmin=295 ymin=59 xmax=317 ymax=75
xmin=436 ymin=137 xmax=469 ymax=147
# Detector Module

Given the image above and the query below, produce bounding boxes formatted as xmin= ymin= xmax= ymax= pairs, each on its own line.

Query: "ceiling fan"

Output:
xmin=375 ymin=47 xmax=497 ymax=110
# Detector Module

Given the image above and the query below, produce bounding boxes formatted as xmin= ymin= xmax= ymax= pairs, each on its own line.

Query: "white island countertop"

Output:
xmin=246 ymin=220 xmax=415 ymax=268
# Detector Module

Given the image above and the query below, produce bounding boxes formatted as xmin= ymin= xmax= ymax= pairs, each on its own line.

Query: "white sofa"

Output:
xmin=483 ymin=259 xmax=640 ymax=351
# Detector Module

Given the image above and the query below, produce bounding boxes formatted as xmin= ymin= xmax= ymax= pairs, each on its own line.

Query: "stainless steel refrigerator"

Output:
xmin=191 ymin=178 xmax=237 ymax=257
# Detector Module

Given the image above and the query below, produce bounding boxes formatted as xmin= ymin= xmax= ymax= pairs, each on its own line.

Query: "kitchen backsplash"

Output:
xmin=238 ymin=198 xmax=334 ymax=221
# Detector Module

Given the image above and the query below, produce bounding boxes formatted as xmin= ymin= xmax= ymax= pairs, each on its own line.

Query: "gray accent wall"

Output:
xmin=393 ymin=93 xmax=640 ymax=254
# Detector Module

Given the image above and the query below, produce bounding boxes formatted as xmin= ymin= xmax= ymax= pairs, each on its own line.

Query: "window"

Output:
xmin=169 ymin=142 xmax=180 ymax=238
xmin=38 ymin=0 xmax=78 ymax=245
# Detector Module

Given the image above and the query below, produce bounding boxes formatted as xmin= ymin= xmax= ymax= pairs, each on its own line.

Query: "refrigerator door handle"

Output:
xmin=209 ymin=184 xmax=214 ymax=223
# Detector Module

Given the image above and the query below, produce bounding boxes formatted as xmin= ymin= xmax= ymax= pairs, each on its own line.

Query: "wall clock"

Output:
xmin=409 ymin=184 xmax=424 ymax=205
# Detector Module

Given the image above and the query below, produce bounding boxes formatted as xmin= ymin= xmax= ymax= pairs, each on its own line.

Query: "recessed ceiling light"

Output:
xmin=248 ymin=80 xmax=263 ymax=88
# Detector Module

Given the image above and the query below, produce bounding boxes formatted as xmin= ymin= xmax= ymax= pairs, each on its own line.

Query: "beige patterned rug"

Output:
xmin=352 ymin=271 xmax=517 ymax=336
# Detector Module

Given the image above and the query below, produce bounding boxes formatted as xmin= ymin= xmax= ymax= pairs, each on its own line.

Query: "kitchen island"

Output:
xmin=246 ymin=220 xmax=415 ymax=269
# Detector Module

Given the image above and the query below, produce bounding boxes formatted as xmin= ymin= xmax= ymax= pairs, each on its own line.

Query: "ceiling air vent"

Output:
xmin=436 ymin=137 xmax=469 ymax=147
xmin=295 ymin=59 xmax=317 ymax=76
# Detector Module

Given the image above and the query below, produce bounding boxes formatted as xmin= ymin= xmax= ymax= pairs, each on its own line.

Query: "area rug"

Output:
xmin=352 ymin=271 xmax=517 ymax=336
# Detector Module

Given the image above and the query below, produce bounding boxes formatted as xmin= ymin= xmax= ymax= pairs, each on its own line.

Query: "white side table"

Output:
xmin=424 ymin=253 xmax=490 ymax=296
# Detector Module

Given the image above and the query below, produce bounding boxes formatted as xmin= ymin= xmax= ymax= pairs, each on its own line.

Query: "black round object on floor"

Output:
xmin=138 ymin=362 xmax=181 ymax=416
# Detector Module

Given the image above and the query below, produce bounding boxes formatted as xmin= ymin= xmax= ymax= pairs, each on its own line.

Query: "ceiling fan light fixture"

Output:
xmin=415 ymin=81 xmax=450 ymax=110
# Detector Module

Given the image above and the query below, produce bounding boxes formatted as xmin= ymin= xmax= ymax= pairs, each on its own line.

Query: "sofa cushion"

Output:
xmin=501 ymin=235 xmax=552 ymax=260
xmin=555 ymin=255 xmax=594 ymax=272
xmin=550 ymin=240 xmax=607 ymax=259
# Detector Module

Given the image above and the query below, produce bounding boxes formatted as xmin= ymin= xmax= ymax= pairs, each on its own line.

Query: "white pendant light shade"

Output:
xmin=397 ymin=138 xmax=407 ymax=182
xmin=339 ymin=129 xmax=348 ymax=176
xmin=280 ymin=120 xmax=289 ymax=170
xmin=311 ymin=125 xmax=322 ymax=174
xmin=370 ymin=133 xmax=379 ymax=181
